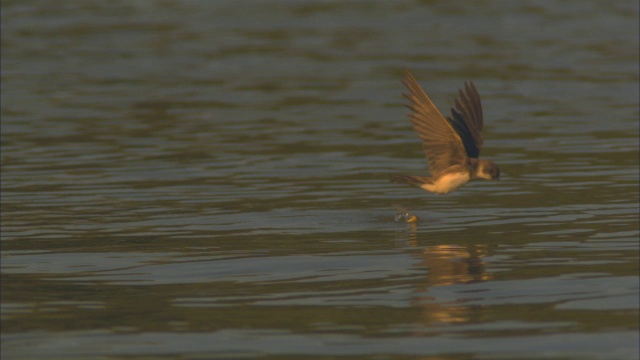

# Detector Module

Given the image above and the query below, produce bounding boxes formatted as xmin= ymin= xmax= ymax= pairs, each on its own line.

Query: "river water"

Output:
xmin=2 ymin=1 xmax=639 ymax=359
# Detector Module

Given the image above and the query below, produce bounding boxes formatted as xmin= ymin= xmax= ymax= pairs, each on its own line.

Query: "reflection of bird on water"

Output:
xmin=392 ymin=70 xmax=500 ymax=194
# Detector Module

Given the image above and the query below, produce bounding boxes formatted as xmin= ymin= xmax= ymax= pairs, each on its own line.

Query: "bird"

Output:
xmin=391 ymin=70 xmax=500 ymax=194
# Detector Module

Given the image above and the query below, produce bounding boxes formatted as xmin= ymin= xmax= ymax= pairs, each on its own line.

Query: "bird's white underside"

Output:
xmin=420 ymin=171 xmax=471 ymax=194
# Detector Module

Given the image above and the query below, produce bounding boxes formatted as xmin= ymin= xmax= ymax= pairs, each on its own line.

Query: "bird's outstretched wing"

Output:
xmin=403 ymin=71 xmax=468 ymax=176
xmin=447 ymin=82 xmax=483 ymax=158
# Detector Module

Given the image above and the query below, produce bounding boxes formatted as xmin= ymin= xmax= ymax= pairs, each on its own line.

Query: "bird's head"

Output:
xmin=477 ymin=160 xmax=500 ymax=180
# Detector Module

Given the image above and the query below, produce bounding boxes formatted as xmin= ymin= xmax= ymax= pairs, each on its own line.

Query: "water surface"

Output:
xmin=2 ymin=1 xmax=639 ymax=359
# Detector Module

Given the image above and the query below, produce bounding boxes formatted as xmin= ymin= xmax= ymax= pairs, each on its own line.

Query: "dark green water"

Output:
xmin=2 ymin=1 xmax=638 ymax=359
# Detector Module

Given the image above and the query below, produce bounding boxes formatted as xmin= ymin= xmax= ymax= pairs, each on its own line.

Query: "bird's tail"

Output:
xmin=390 ymin=175 xmax=430 ymax=188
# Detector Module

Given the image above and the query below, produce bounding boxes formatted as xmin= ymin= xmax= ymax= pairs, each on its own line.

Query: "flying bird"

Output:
xmin=391 ymin=71 xmax=500 ymax=194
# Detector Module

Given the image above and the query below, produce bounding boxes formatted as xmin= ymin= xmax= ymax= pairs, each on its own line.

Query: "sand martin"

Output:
xmin=391 ymin=71 xmax=500 ymax=194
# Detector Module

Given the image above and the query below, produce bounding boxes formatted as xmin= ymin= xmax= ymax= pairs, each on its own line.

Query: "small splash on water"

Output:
xmin=393 ymin=203 xmax=418 ymax=223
